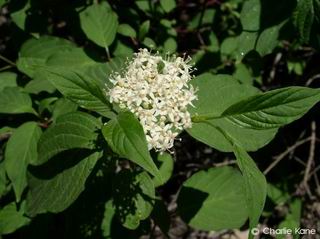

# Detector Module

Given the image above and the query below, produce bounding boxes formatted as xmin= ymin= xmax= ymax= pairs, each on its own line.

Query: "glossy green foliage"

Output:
xmin=0 ymin=0 xmax=319 ymax=238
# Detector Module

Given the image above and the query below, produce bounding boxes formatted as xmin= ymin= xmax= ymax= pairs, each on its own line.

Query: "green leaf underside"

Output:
xmin=112 ymin=171 xmax=155 ymax=229
xmin=26 ymin=151 xmax=101 ymax=216
xmin=80 ymin=2 xmax=118 ymax=48
xmin=177 ymin=166 xmax=248 ymax=231
xmin=0 ymin=87 xmax=36 ymax=115
xmin=153 ymin=153 xmax=174 ymax=187
xmin=102 ymin=112 xmax=162 ymax=180
xmin=0 ymin=202 xmax=30 ymax=235
xmin=233 ymin=144 xmax=267 ymax=238
xmin=0 ymin=72 xmax=17 ymax=91
xmin=41 ymin=67 xmax=116 ymax=118
xmin=212 ymin=125 xmax=266 ymax=238
xmin=37 ymin=112 xmax=101 ymax=165
xmin=187 ymin=73 xmax=277 ymax=152
xmin=222 ymin=87 xmax=320 ymax=129
xmin=5 ymin=122 xmax=42 ymax=202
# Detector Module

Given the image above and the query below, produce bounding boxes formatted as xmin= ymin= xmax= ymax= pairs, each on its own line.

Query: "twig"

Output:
xmin=213 ymin=160 xmax=237 ymax=167
xmin=314 ymin=171 xmax=320 ymax=191
xmin=0 ymin=54 xmax=16 ymax=66
xmin=307 ymin=164 xmax=320 ymax=181
xmin=267 ymin=52 xmax=282 ymax=83
xmin=264 ymin=137 xmax=311 ymax=175
xmin=295 ymin=122 xmax=317 ymax=198
xmin=293 ymin=156 xmax=306 ymax=166
xmin=305 ymin=73 xmax=320 ymax=86
xmin=0 ymin=65 xmax=13 ymax=72
xmin=197 ymin=32 xmax=205 ymax=46
xmin=303 ymin=121 xmax=316 ymax=186
xmin=289 ymin=130 xmax=307 ymax=159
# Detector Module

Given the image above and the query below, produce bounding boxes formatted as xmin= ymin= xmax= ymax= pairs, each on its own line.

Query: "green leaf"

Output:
xmin=79 ymin=2 xmax=118 ymax=48
xmin=222 ymin=87 xmax=320 ymax=129
xmin=102 ymin=111 xmax=162 ymax=180
xmin=0 ymin=162 xmax=9 ymax=198
xmin=37 ymin=112 xmax=101 ymax=165
xmin=117 ymin=24 xmax=136 ymax=38
xmin=0 ymin=126 xmax=14 ymax=135
xmin=267 ymin=184 xmax=290 ymax=205
xmin=139 ymin=20 xmax=150 ymax=41
xmin=0 ymin=0 xmax=7 ymax=8
xmin=163 ymin=37 xmax=177 ymax=53
xmin=101 ymin=200 xmax=116 ymax=238
xmin=237 ymin=26 xmax=283 ymax=59
xmin=46 ymin=47 xmax=97 ymax=68
xmin=220 ymin=37 xmax=238 ymax=57
xmin=26 ymin=151 xmax=101 ymax=216
xmin=46 ymin=47 xmax=127 ymax=88
xmin=24 ymin=77 xmax=56 ymax=94
xmin=187 ymin=74 xmax=277 ymax=152
xmin=113 ymin=40 xmax=135 ymax=57
xmin=0 ymin=202 xmax=30 ymax=235
xmin=52 ymin=98 xmax=78 ymax=121
xmin=236 ymin=0 xmax=290 ymax=58
xmin=10 ymin=1 xmax=29 ymax=31
xmin=0 ymin=72 xmax=17 ymax=91
xmin=233 ymin=63 xmax=253 ymax=85
xmin=112 ymin=170 xmax=155 ymax=229
xmin=160 ymin=0 xmax=176 ymax=13
xmin=233 ymin=143 xmax=267 ymax=238
xmin=153 ymin=153 xmax=174 ymax=187
xmin=38 ymin=97 xmax=58 ymax=114
xmin=101 ymin=200 xmax=134 ymax=238
xmin=84 ymin=57 xmax=127 ymax=88
xmin=142 ymin=37 xmax=156 ymax=48
xmin=207 ymin=32 xmax=219 ymax=52
xmin=136 ymin=0 xmax=151 ymax=13
xmin=17 ymin=36 xmax=75 ymax=78
xmin=0 ymin=87 xmax=37 ymax=115
xmin=4 ymin=122 xmax=42 ymax=202
xmin=188 ymin=9 xmax=215 ymax=30
xmin=293 ymin=0 xmax=315 ymax=43
xmin=41 ymin=67 xmax=116 ymax=118
xmin=177 ymin=166 xmax=248 ymax=231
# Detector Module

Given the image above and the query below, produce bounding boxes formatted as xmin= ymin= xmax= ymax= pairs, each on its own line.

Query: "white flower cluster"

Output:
xmin=108 ymin=49 xmax=197 ymax=152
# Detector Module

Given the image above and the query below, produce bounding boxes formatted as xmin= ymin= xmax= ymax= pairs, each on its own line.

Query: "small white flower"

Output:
xmin=107 ymin=48 xmax=197 ymax=152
